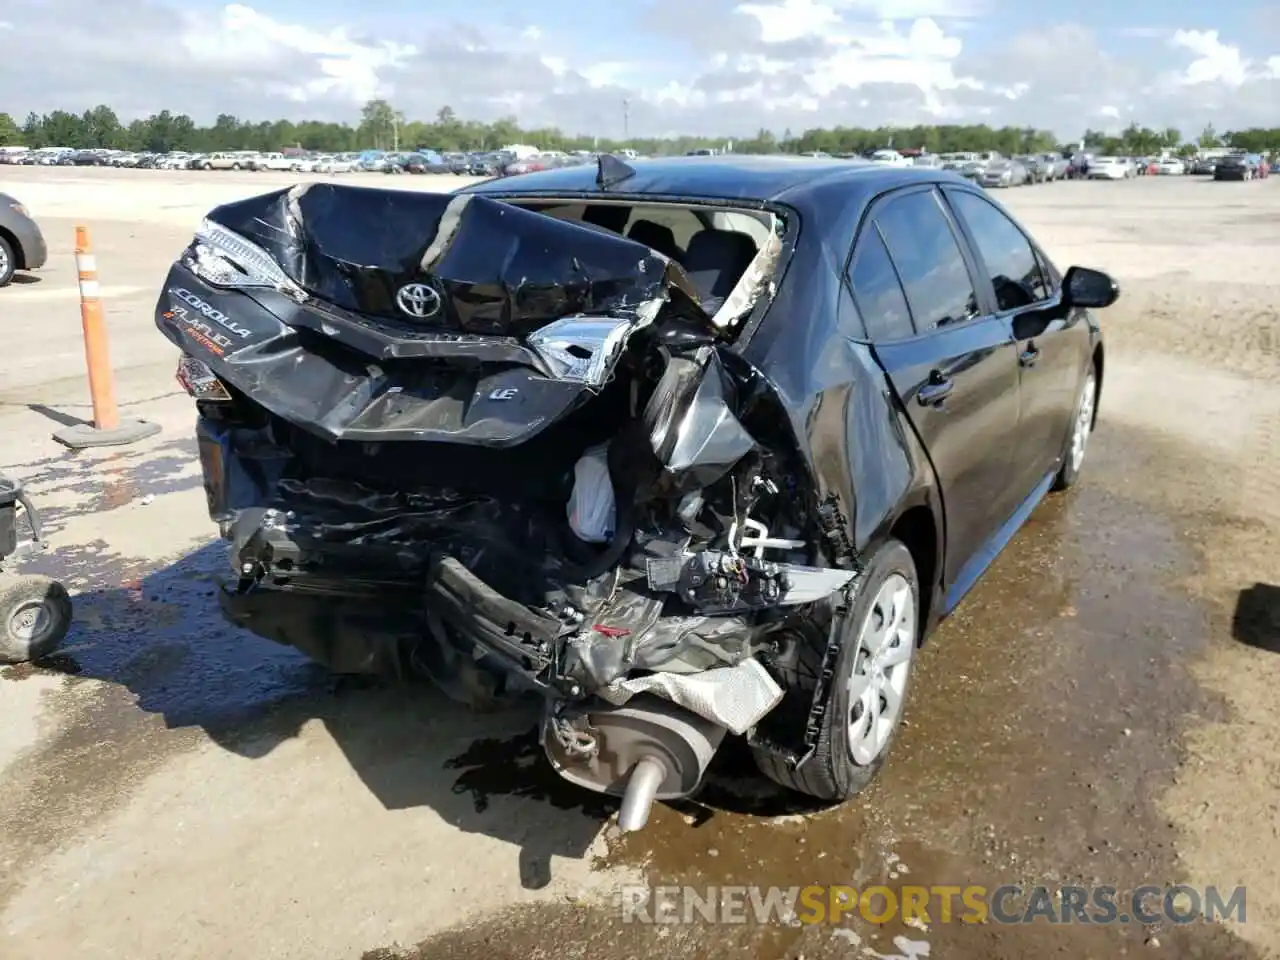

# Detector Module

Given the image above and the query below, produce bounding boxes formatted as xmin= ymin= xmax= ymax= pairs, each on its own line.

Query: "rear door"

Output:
xmin=942 ymin=186 xmax=1089 ymax=492
xmin=846 ymin=185 xmax=1022 ymax=586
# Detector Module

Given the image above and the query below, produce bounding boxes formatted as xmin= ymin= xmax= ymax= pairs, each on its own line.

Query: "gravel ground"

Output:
xmin=0 ymin=167 xmax=1276 ymax=960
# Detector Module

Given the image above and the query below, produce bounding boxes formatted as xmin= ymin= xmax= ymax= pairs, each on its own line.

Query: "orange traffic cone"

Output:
xmin=52 ymin=225 xmax=160 ymax=449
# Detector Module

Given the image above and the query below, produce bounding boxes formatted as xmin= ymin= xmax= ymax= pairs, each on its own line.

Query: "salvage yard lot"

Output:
xmin=0 ymin=166 xmax=1277 ymax=960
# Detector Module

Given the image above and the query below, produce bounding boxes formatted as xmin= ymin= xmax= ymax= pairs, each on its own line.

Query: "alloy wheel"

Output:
xmin=846 ymin=573 xmax=916 ymax=765
xmin=1070 ymin=370 xmax=1097 ymax=473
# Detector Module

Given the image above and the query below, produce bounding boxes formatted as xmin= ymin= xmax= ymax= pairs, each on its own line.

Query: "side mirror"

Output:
xmin=1062 ymin=266 xmax=1120 ymax=309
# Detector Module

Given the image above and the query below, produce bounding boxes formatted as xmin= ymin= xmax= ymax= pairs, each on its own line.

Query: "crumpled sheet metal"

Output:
xmin=598 ymin=658 xmax=784 ymax=735
xmin=709 ymin=225 xmax=782 ymax=330
xmin=206 ymin=183 xmax=693 ymax=336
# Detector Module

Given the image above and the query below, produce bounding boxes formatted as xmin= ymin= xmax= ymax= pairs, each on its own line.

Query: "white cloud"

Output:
xmin=1170 ymin=29 xmax=1249 ymax=86
xmin=1 ymin=1 xmax=1278 ymax=140
xmin=737 ymin=0 xmax=840 ymax=43
xmin=836 ymin=0 xmax=988 ymax=16
xmin=671 ymin=1 xmax=978 ymax=118
xmin=182 ymin=3 xmax=414 ymax=102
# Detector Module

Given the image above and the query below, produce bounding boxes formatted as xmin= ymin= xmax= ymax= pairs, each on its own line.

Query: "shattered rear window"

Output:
xmin=622 ymin=206 xmax=701 ymax=249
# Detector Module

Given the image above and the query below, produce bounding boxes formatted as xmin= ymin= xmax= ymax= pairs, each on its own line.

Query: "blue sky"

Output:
xmin=3 ymin=0 xmax=1279 ymax=138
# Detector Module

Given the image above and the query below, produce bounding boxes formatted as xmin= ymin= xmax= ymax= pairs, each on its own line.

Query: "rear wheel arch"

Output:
xmin=887 ymin=504 xmax=941 ymax=639
xmin=0 ymin=226 xmax=25 ymax=270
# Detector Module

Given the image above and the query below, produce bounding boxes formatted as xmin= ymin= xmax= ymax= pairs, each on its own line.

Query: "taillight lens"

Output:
xmin=176 ymin=355 xmax=231 ymax=401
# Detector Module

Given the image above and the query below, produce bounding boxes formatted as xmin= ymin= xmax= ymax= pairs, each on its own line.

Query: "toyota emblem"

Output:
xmin=395 ymin=282 xmax=441 ymax=319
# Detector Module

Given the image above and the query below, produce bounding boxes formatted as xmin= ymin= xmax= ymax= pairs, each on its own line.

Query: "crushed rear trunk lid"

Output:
xmin=202 ymin=183 xmax=695 ymax=335
xmin=161 ymin=184 xmax=718 ymax=446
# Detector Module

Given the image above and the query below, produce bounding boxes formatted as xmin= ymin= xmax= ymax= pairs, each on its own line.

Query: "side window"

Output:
xmin=948 ymin=191 xmax=1052 ymax=311
xmin=874 ymin=191 xmax=980 ymax=331
xmin=847 ymin=225 xmax=915 ymax=342
xmin=1034 ymin=247 xmax=1060 ymax=291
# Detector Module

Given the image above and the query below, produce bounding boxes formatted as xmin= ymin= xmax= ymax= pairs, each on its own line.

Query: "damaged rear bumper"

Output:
xmin=201 ymin=393 xmax=851 ymax=775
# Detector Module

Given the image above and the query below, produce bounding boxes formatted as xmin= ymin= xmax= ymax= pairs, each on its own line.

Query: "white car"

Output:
xmin=1155 ymin=158 xmax=1185 ymax=175
xmin=250 ymin=152 xmax=302 ymax=172
xmin=1087 ymin=156 xmax=1133 ymax=180
xmin=869 ymin=149 xmax=911 ymax=167
xmin=314 ymin=155 xmax=356 ymax=174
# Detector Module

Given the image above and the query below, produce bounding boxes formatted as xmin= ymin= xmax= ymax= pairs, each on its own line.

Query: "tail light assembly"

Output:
xmin=175 ymin=354 xmax=231 ymax=401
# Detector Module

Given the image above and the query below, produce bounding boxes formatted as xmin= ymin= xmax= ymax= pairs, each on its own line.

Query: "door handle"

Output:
xmin=917 ymin=375 xmax=954 ymax=406
xmin=1019 ymin=342 xmax=1041 ymax=367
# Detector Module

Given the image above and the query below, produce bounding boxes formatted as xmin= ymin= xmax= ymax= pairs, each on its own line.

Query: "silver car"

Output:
xmin=1039 ymin=153 xmax=1070 ymax=180
xmin=980 ymin=158 xmax=1030 ymax=188
xmin=1015 ymin=155 xmax=1049 ymax=183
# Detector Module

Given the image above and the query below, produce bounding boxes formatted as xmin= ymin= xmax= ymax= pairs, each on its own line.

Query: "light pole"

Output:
xmin=623 ymin=98 xmax=630 ymax=142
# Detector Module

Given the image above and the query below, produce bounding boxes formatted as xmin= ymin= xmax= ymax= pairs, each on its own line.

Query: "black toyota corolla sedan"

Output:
xmin=154 ymin=155 xmax=1117 ymax=830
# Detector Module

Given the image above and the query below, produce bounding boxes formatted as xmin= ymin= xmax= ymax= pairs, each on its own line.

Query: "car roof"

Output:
xmin=463 ymin=153 xmax=954 ymax=205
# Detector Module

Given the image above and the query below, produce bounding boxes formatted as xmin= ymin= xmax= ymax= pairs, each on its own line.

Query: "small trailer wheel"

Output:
xmin=0 ymin=574 xmax=73 ymax=664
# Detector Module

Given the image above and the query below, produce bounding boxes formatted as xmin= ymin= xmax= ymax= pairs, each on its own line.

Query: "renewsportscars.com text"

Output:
xmin=620 ymin=884 xmax=1246 ymax=926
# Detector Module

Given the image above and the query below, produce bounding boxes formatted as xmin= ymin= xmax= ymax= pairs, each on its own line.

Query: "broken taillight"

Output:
xmin=175 ymin=355 xmax=231 ymax=401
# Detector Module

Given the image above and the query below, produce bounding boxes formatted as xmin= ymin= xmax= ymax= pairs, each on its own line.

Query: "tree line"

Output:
xmin=2 ymin=100 xmax=1277 ymax=158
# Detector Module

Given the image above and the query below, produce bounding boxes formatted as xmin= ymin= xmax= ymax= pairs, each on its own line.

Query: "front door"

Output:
xmin=942 ymin=187 xmax=1090 ymax=489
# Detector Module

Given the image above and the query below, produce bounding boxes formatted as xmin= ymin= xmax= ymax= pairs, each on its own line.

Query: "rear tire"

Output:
xmin=0 ymin=235 xmax=16 ymax=287
xmin=753 ymin=539 xmax=920 ymax=801
xmin=0 ymin=574 xmax=73 ymax=664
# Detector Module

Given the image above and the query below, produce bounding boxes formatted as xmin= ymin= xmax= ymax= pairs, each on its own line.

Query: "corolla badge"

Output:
xmin=395 ymin=282 xmax=442 ymax=319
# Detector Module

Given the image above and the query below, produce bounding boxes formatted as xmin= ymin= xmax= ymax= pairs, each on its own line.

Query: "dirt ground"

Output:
xmin=0 ymin=167 xmax=1276 ymax=960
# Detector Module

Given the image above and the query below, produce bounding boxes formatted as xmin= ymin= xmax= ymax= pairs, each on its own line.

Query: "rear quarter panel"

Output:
xmin=737 ymin=194 xmax=941 ymax=566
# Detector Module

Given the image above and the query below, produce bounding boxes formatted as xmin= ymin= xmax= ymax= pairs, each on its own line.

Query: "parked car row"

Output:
xmin=6 ymin=144 xmax=1277 ymax=187
xmin=0 ymin=147 xmax=364 ymax=172
xmin=1067 ymin=152 xmax=1275 ymax=181
xmin=0 ymin=145 xmax=611 ymax=179
xmin=1087 ymin=156 xmax=1193 ymax=177
xmin=927 ymin=151 xmax=1072 ymax=189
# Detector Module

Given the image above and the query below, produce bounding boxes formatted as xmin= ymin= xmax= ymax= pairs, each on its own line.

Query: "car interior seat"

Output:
xmin=681 ymin=229 xmax=758 ymax=310
xmin=626 ymin=219 xmax=683 ymax=261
